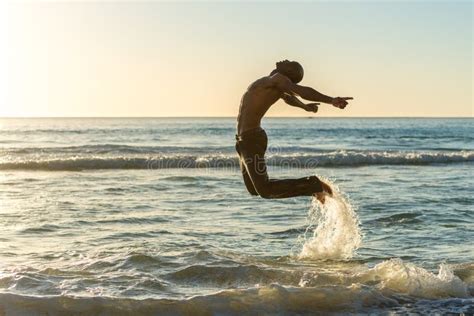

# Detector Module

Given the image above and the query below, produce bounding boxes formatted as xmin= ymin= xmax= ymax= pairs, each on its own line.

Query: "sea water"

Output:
xmin=0 ymin=117 xmax=473 ymax=314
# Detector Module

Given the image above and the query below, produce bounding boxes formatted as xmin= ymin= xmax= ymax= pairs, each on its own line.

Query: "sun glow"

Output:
xmin=0 ymin=4 xmax=9 ymax=117
xmin=2 ymin=2 xmax=472 ymax=118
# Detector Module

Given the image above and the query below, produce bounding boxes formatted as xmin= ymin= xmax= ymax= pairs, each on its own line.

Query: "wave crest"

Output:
xmin=0 ymin=150 xmax=472 ymax=171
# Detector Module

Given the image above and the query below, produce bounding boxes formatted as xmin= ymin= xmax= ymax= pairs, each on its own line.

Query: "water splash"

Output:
xmin=299 ymin=180 xmax=362 ymax=260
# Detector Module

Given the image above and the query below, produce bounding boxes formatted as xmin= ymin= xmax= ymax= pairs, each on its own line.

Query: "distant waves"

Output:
xmin=1 ymin=150 xmax=473 ymax=171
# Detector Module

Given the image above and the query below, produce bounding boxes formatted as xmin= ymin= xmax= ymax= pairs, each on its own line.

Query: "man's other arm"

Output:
xmin=281 ymin=93 xmax=319 ymax=113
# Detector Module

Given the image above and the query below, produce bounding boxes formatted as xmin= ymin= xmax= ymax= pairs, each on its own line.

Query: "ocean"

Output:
xmin=0 ymin=117 xmax=473 ymax=315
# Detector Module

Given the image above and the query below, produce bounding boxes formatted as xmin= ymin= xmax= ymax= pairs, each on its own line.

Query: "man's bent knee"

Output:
xmin=248 ymin=190 xmax=259 ymax=197
xmin=255 ymin=186 xmax=274 ymax=199
xmin=243 ymin=184 xmax=259 ymax=196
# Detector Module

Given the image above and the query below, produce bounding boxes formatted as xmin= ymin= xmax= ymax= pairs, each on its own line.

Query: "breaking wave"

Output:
xmin=0 ymin=259 xmax=472 ymax=315
xmin=0 ymin=150 xmax=472 ymax=171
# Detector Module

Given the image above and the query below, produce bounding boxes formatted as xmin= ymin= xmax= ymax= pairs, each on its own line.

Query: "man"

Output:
xmin=236 ymin=60 xmax=352 ymax=203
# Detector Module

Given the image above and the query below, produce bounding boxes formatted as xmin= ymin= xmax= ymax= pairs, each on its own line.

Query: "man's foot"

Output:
xmin=321 ymin=181 xmax=333 ymax=196
xmin=315 ymin=192 xmax=326 ymax=204
xmin=314 ymin=180 xmax=333 ymax=204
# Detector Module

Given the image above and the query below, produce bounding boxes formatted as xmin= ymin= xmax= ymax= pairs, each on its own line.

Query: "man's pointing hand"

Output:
xmin=332 ymin=97 xmax=353 ymax=109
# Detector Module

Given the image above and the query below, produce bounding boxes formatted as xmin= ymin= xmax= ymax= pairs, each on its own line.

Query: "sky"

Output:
xmin=0 ymin=1 xmax=472 ymax=117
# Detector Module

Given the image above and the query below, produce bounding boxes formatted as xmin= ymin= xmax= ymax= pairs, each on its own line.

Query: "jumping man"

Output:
xmin=236 ymin=60 xmax=353 ymax=203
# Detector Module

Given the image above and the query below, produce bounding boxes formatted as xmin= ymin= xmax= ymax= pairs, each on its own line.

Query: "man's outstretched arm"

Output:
xmin=289 ymin=85 xmax=334 ymax=104
xmin=281 ymin=93 xmax=319 ymax=113
xmin=271 ymin=73 xmax=353 ymax=109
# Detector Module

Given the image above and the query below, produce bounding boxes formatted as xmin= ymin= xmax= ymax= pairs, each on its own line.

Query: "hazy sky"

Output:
xmin=1 ymin=1 xmax=472 ymax=117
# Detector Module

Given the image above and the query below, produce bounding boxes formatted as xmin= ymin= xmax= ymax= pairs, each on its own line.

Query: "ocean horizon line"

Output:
xmin=1 ymin=116 xmax=473 ymax=119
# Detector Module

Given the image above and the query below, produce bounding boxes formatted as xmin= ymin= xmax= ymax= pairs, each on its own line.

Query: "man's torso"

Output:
xmin=237 ymin=76 xmax=282 ymax=135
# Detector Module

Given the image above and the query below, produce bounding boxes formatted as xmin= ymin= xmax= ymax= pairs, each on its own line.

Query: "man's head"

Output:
xmin=275 ymin=60 xmax=304 ymax=83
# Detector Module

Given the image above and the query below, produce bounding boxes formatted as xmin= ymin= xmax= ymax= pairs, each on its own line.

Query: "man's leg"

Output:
xmin=236 ymin=143 xmax=258 ymax=196
xmin=238 ymin=133 xmax=323 ymax=199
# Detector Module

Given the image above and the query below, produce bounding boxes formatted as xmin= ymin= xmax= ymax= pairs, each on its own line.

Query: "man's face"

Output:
xmin=276 ymin=60 xmax=304 ymax=83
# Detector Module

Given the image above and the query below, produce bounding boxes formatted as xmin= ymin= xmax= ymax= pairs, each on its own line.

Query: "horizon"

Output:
xmin=1 ymin=116 xmax=473 ymax=119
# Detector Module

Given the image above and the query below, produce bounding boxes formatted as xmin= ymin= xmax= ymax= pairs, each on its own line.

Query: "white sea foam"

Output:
xmin=1 ymin=260 xmax=471 ymax=315
xmin=360 ymin=258 xmax=469 ymax=299
xmin=299 ymin=180 xmax=362 ymax=260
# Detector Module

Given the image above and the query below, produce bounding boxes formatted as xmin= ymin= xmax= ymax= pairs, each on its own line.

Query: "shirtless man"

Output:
xmin=236 ymin=60 xmax=352 ymax=203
